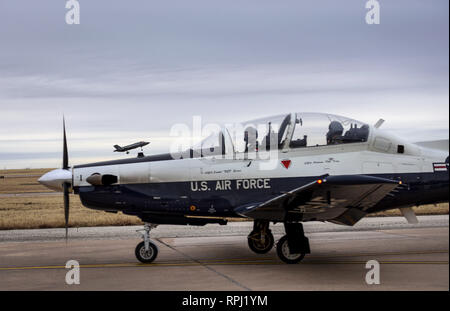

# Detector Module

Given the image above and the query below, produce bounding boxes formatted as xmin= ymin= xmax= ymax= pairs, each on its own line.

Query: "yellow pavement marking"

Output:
xmin=0 ymin=249 xmax=447 ymax=271
xmin=309 ymin=250 xmax=449 ymax=258
xmin=0 ymin=259 xmax=448 ymax=271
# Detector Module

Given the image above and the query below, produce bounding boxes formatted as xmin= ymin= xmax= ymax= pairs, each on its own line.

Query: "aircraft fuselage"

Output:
xmin=73 ymin=142 xmax=449 ymax=225
xmin=38 ymin=112 xmax=449 ymax=263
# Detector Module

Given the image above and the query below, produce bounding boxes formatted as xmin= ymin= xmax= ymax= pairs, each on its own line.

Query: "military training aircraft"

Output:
xmin=38 ymin=112 xmax=449 ymax=264
xmin=113 ymin=141 xmax=150 ymax=154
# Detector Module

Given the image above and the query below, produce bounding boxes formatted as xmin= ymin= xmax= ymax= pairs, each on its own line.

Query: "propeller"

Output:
xmin=62 ymin=117 xmax=70 ymax=240
xmin=63 ymin=117 xmax=69 ymax=170
xmin=63 ymin=181 xmax=70 ymax=239
xmin=37 ymin=118 xmax=73 ymax=240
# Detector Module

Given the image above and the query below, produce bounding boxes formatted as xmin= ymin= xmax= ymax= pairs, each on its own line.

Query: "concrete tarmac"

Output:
xmin=0 ymin=216 xmax=448 ymax=291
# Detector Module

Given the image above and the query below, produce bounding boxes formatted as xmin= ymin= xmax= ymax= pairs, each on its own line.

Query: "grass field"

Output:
xmin=0 ymin=169 xmax=143 ymax=229
xmin=0 ymin=169 xmax=54 ymax=194
xmin=0 ymin=169 xmax=448 ymax=230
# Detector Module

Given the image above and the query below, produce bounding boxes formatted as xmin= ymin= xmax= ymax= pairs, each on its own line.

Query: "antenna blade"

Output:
xmin=399 ymin=207 xmax=418 ymax=224
xmin=374 ymin=119 xmax=385 ymax=129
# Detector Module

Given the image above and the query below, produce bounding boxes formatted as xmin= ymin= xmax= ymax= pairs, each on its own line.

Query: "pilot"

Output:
xmin=244 ymin=126 xmax=258 ymax=153
xmin=326 ymin=121 xmax=344 ymax=145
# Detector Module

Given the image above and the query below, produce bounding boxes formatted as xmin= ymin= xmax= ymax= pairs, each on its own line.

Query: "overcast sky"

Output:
xmin=0 ymin=0 xmax=448 ymax=169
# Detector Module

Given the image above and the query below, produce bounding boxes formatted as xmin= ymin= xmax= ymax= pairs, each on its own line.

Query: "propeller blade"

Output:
xmin=63 ymin=182 xmax=70 ymax=240
xmin=63 ymin=117 xmax=70 ymax=240
xmin=63 ymin=117 xmax=69 ymax=170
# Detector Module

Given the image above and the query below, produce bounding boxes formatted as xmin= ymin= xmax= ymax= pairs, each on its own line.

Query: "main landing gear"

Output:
xmin=276 ymin=222 xmax=310 ymax=264
xmin=247 ymin=220 xmax=274 ymax=254
xmin=135 ymin=223 xmax=159 ymax=263
xmin=247 ymin=220 xmax=311 ymax=264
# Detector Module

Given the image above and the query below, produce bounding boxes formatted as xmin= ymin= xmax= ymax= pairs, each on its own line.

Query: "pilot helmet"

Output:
xmin=328 ymin=121 xmax=344 ymax=135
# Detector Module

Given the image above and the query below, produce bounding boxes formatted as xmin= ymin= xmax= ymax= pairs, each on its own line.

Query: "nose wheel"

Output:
xmin=135 ymin=223 xmax=159 ymax=263
xmin=135 ymin=241 xmax=158 ymax=263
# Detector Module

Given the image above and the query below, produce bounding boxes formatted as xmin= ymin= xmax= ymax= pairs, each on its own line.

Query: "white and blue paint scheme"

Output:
xmin=39 ymin=113 xmax=449 ymax=264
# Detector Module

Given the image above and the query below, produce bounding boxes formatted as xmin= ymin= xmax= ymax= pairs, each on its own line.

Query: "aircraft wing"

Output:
xmin=234 ymin=175 xmax=401 ymax=226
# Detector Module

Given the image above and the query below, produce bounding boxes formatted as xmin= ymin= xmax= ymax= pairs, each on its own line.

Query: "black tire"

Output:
xmin=276 ymin=235 xmax=306 ymax=264
xmin=248 ymin=230 xmax=274 ymax=254
xmin=135 ymin=241 xmax=158 ymax=263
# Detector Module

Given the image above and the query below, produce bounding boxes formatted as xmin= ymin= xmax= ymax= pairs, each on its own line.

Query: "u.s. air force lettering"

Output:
xmin=190 ymin=179 xmax=271 ymax=192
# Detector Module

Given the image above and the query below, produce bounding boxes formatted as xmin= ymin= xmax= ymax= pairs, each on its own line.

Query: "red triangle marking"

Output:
xmin=281 ymin=160 xmax=291 ymax=169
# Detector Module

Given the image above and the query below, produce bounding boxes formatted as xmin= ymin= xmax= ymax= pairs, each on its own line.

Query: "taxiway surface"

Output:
xmin=0 ymin=216 xmax=448 ymax=290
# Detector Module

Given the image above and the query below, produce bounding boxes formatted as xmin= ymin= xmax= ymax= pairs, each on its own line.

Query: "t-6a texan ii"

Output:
xmin=38 ymin=113 xmax=449 ymax=264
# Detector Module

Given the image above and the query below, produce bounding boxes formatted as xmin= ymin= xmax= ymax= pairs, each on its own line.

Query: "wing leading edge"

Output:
xmin=234 ymin=175 xmax=401 ymax=226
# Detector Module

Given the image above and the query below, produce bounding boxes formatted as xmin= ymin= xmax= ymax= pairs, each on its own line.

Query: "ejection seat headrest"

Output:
xmin=328 ymin=121 xmax=344 ymax=135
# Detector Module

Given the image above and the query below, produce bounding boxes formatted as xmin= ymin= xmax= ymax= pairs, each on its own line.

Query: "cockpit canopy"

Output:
xmin=193 ymin=112 xmax=370 ymax=157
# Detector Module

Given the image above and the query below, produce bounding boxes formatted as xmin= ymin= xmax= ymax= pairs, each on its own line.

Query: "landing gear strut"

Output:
xmin=247 ymin=220 xmax=274 ymax=254
xmin=135 ymin=223 xmax=159 ymax=263
xmin=276 ymin=222 xmax=310 ymax=264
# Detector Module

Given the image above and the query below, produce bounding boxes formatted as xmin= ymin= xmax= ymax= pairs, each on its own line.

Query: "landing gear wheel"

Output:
xmin=248 ymin=230 xmax=274 ymax=254
xmin=135 ymin=241 xmax=158 ymax=263
xmin=276 ymin=235 xmax=305 ymax=264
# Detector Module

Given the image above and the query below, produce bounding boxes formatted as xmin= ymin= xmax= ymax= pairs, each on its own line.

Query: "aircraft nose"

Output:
xmin=38 ymin=169 xmax=72 ymax=192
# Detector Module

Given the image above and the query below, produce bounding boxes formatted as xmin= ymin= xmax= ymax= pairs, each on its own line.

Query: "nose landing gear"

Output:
xmin=247 ymin=220 xmax=274 ymax=254
xmin=135 ymin=223 xmax=159 ymax=263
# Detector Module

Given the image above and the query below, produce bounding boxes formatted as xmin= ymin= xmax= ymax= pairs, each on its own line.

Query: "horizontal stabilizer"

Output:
xmin=415 ymin=140 xmax=449 ymax=152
